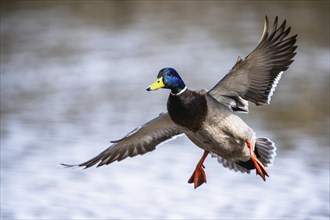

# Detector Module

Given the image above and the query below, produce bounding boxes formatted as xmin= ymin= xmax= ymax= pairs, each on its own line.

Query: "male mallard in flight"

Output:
xmin=63 ymin=16 xmax=297 ymax=189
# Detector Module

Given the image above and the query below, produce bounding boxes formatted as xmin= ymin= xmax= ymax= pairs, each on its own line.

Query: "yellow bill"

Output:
xmin=147 ymin=77 xmax=165 ymax=91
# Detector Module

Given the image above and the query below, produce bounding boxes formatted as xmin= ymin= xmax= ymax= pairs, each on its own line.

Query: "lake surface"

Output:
xmin=1 ymin=1 xmax=329 ymax=219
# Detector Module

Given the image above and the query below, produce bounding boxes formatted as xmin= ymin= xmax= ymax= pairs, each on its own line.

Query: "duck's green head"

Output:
xmin=147 ymin=68 xmax=187 ymax=95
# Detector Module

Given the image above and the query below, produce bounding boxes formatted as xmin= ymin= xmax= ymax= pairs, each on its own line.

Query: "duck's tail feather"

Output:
xmin=206 ymin=138 xmax=277 ymax=173
xmin=231 ymin=137 xmax=277 ymax=171
xmin=255 ymin=137 xmax=277 ymax=167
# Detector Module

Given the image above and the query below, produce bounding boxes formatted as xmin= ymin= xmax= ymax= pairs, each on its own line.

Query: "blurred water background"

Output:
xmin=1 ymin=1 xmax=329 ymax=219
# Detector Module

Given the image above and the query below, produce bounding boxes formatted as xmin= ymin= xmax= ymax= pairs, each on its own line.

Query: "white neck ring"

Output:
xmin=171 ymin=86 xmax=187 ymax=96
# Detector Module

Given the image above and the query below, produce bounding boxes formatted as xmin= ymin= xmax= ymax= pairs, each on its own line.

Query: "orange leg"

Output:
xmin=246 ymin=140 xmax=269 ymax=181
xmin=188 ymin=150 xmax=209 ymax=189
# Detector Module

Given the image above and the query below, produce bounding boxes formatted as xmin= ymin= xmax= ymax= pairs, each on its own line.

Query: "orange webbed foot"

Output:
xmin=188 ymin=150 xmax=209 ymax=189
xmin=246 ymin=140 xmax=269 ymax=181
xmin=188 ymin=163 xmax=207 ymax=188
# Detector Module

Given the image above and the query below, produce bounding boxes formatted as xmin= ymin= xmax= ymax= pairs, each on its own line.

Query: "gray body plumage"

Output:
xmin=183 ymin=94 xmax=255 ymax=163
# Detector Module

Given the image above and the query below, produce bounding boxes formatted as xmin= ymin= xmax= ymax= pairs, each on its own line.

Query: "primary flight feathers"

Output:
xmin=209 ymin=16 xmax=297 ymax=111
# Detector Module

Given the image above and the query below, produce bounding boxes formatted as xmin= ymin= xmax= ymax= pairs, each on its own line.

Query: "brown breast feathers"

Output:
xmin=167 ymin=89 xmax=207 ymax=132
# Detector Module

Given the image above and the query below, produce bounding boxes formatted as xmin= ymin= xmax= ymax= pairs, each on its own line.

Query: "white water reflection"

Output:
xmin=1 ymin=1 xmax=329 ymax=219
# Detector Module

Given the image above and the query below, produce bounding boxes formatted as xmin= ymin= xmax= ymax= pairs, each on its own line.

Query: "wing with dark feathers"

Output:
xmin=208 ymin=16 xmax=298 ymax=111
xmin=62 ymin=112 xmax=183 ymax=169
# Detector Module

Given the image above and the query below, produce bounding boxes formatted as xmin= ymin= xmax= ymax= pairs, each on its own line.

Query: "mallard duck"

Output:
xmin=63 ymin=16 xmax=297 ymax=189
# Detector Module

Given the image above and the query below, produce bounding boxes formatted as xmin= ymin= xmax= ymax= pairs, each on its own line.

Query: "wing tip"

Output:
xmin=258 ymin=15 xmax=270 ymax=44
xmin=60 ymin=163 xmax=78 ymax=168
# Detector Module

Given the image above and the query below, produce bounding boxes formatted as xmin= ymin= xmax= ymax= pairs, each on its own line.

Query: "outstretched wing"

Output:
xmin=209 ymin=16 xmax=297 ymax=112
xmin=63 ymin=112 xmax=183 ymax=168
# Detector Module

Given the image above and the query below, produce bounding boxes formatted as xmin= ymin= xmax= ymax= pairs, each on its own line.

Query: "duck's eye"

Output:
xmin=157 ymin=80 xmax=160 ymax=83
